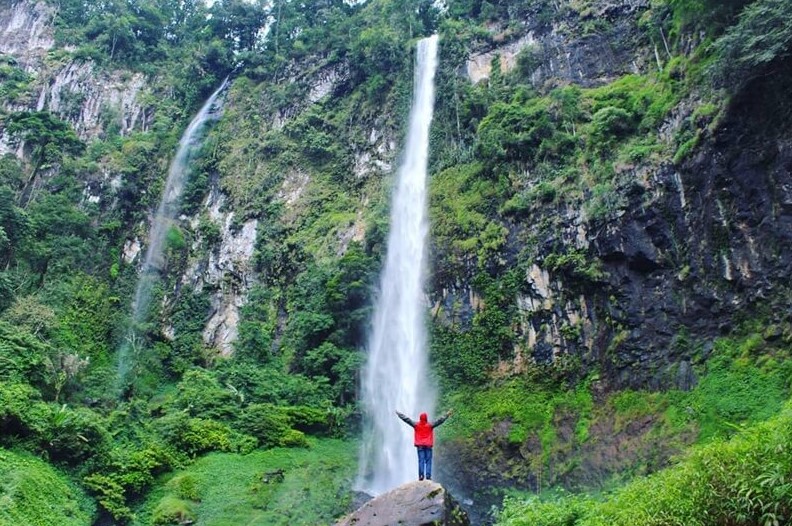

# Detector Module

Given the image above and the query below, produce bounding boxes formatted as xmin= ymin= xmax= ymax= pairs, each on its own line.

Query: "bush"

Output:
xmin=172 ymin=369 xmax=240 ymax=421
xmin=283 ymin=405 xmax=331 ymax=435
xmin=0 ymin=382 xmax=110 ymax=464
xmin=83 ymin=473 xmax=132 ymax=523
xmin=83 ymin=442 xmax=180 ymax=522
xmin=166 ymin=474 xmax=200 ymax=501
xmin=155 ymin=413 xmax=251 ymax=457
xmin=710 ymin=0 xmax=792 ymax=91
xmin=588 ymin=106 xmax=635 ymax=145
xmin=543 ymin=249 xmax=604 ymax=283
xmin=152 ymin=496 xmax=197 ymax=526
xmin=237 ymin=404 xmax=308 ymax=448
xmin=0 ymin=321 xmax=50 ymax=386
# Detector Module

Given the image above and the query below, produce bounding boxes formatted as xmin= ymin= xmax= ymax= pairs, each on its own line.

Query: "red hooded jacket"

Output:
xmin=414 ymin=413 xmax=434 ymax=447
xmin=396 ymin=411 xmax=450 ymax=447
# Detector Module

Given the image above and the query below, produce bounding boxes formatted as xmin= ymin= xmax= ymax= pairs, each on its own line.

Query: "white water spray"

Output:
xmin=358 ymin=35 xmax=439 ymax=494
xmin=118 ymin=78 xmax=229 ymax=387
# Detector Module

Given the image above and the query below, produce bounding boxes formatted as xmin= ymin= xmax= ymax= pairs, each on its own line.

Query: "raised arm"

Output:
xmin=396 ymin=411 xmax=416 ymax=427
xmin=431 ymin=410 xmax=453 ymax=428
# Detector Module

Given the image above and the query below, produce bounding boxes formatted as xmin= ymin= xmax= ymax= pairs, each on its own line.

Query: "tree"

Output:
xmin=5 ymin=111 xmax=84 ymax=206
xmin=710 ymin=0 xmax=792 ymax=91
xmin=20 ymin=194 xmax=93 ymax=284
xmin=210 ymin=0 xmax=271 ymax=52
xmin=0 ymin=184 xmax=29 ymax=273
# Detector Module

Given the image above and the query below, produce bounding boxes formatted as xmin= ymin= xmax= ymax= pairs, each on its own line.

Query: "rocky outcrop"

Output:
xmin=0 ymin=1 xmax=152 ymax=149
xmin=182 ymin=186 xmax=258 ymax=355
xmin=467 ymin=34 xmax=539 ymax=83
xmin=0 ymin=0 xmax=54 ymax=69
xmin=334 ymin=481 xmax=470 ymax=526
xmin=465 ymin=0 xmax=654 ymax=87
xmin=34 ymin=61 xmax=150 ymax=139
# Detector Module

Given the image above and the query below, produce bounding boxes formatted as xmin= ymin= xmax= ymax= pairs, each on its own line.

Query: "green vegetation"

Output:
xmin=710 ymin=0 xmax=792 ymax=91
xmin=1 ymin=0 xmax=791 ymax=523
xmin=133 ymin=439 xmax=356 ymax=526
xmin=0 ymin=58 xmax=32 ymax=103
xmin=441 ymin=327 xmax=792 ymax=521
xmin=496 ymin=401 xmax=792 ymax=526
xmin=0 ymin=449 xmax=95 ymax=526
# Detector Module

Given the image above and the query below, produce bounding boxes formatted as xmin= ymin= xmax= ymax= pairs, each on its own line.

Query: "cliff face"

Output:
xmin=0 ymin=1 xmax=149 ymax=146
xmin=424 ymin=1 xmax=792 ymax=392
xmin=1 ymin=0 xmax=788 ymax=392
xmin=0 ymin=0 xmax=54 ymax=68
xmin=587 ymin=73 xmax=792 ymax=389
xmin=0 ymin=2 xmax=256 ymax=353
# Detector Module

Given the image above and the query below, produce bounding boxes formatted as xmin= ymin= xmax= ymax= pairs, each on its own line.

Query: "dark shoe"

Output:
xmin=419 ymin=476 xmax=424 ymax=481
xmin=426 ymin=476 xmax=432 ymax=480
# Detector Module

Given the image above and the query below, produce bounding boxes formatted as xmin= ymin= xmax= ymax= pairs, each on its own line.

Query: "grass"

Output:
xmin=0 ymin=449 xmax=95 ymax=526
xmin=495 ymin=400 xmax=792 ymax=526
xmin=133 ymin=438 xmax=357 ymax=526
xmin=442 ymin=376 xmax=595 ymax=451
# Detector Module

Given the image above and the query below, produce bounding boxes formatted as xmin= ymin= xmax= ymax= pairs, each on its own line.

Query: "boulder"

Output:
xmin=335 ymin=481 xmax=470 ymax=526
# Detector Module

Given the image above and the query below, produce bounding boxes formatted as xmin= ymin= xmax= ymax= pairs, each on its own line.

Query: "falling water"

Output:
xmin=358 ymin=35 xmax=439 ymax=494
xmin=117 ymin=78 xmax=229 ymax=387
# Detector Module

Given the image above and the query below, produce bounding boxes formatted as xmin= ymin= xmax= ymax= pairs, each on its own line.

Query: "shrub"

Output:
xmin=543 ymin=250 xmax=604 ymax=283
xmin=0 ymin=321 xmax=50 ymax=386
xmin=237 ymin=404 xmax=305 ymax=448
xmin=83 ymin=473 xmax=133 ymax=523
xmin=588 ymin=106 xmax=635 ymax=145
xmin=172 ymin=369 xmax=240 ymax=421
xmin=0 ymin=382 xmax=110 ymax=464
xmin=155 ymin=413 xmax=247 ymax=457
xmin=710 ymin=0 xmax=792 ymax=91
xmin=152 ymin=496 xmax=197 ymax=526
xmin=166 ymin=474 xmax=200 ymax=501
xmin=283 ymin=405 xmax=331 ymax=435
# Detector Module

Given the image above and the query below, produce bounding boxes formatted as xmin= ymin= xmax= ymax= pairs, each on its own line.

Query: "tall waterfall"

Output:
xmin=118 ymin=78 xmax=229 ymax=387
xmin=358 ymin=35 xmax=439 ymax=494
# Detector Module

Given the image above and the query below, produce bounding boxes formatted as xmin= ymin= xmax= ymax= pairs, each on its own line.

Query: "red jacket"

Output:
xmin=397 ymin=411 xmax=450 ymax=447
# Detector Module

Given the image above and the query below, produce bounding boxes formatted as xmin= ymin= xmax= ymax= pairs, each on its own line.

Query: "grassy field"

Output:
xmin=133 ymin=438 xmax=358 ymax=526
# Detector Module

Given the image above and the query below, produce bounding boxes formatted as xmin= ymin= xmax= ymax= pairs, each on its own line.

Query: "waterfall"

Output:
xmin=117 ymin=78 xmax=229 ymax=388
xmin=358 ymin=35 xmax=439 ymax=494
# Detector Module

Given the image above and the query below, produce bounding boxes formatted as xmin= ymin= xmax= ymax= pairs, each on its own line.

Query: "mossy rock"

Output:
xmin=152 ymin=496 xmax=197 ymax=525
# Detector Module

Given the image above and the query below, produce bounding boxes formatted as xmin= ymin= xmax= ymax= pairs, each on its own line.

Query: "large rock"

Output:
xmin=335 ymin=481 xmax=470 ymax=526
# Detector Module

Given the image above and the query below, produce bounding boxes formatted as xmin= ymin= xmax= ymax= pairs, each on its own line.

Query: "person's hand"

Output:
xmin=446 ymin=409 xmax=453 ymax=417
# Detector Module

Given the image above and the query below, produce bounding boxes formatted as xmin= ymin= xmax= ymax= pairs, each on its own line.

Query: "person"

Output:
xmin=395 ymin=409 xmax=452 ymax=481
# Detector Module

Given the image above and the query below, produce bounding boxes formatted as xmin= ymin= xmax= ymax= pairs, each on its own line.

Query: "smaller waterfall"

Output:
xmin=118 ymin=78 xmax=229 ymax=388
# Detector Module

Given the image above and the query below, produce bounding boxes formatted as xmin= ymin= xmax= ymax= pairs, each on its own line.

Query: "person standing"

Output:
xmin=396 ymin=409 xmax=452 ymax=481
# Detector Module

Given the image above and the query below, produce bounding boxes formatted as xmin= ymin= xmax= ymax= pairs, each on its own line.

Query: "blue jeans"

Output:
xmin=417 ymin=446 xmax=433 ymax=480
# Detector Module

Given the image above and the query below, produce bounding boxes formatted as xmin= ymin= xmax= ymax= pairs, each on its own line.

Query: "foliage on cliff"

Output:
xmin=496 ymin=400 xmax=792 ymax=526
xmin=1 ymin=0 xmax=792 ymax=523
